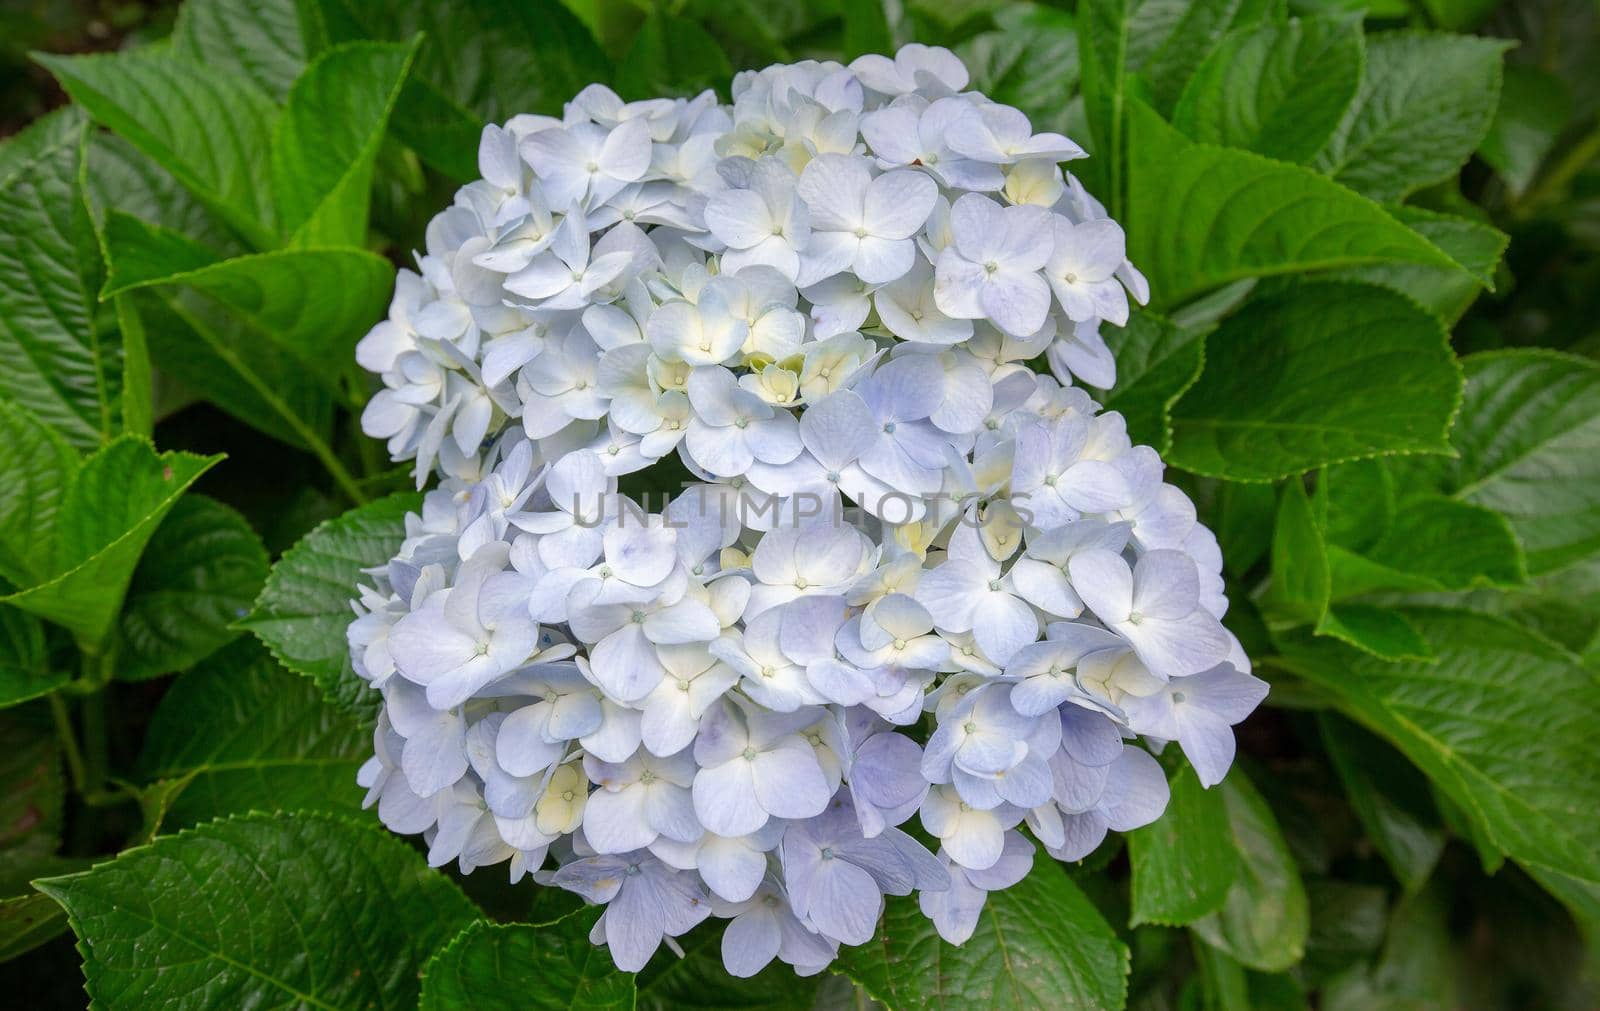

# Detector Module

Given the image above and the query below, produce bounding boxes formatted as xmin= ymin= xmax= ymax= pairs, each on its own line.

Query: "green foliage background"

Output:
xmin=1 ymin=0 xmax=1597 ymax=1007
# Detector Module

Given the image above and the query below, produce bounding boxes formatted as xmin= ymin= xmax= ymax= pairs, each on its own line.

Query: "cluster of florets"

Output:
xmin=357 ymin=44 xmax=1149 ymax=490
xmin=348 ymin=44 xmax=1265 ymax=978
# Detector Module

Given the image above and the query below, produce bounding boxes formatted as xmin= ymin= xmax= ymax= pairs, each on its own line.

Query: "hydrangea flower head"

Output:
xmin=348 ymin=44 xmax=1265 ymax=977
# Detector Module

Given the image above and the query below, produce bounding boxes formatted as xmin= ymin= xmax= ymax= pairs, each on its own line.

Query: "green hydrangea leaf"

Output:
xmin=0 ymin=604 xmax=65 ymax=709
xmin=420 ymin=912 xmax=635 ymax=1011
xmin=1313 ymin=605 xmax=1433 ymax=662
xmin=0 ymin=399 xmax=80 ymax=588
xmin=1167 ymin=283 xmax=1461 ymax=482
xmin=318 ymin=0 xmax=610 ymax=181
xmin=837 ymin=861 xmax=1129 ymax=1009
xmin=1172 ymin=15 xmax=1365 ymax=164
xmin=138 ymin=639 xmax=367 ymax=828
xmin=1 ymin=438 xmax=220 ymax=649
xmin=1136 ymin=0 xmax=1283 ymax=114
xmin=35 ymin=811 xmax=479 ymax=1010
xmin=1420 ymin=0 xmax=1501 ymax=29
xmin=34 ymin=49 xmax=280 ymax=249
xmin=48 ymin=440 xmax=218 ymax=586
xmin=117 ymin=496 xmax=270 ymax=682
xmin=1187 ymin=933 xmax=1256 ymax=1011
xmin=1319 ymin=714 xmax=1445 ymax=893
xmin=1327 ymin=205 xmax=1508 ymax=324
xmin=1320 ymin=458 xmax=1395 ymax=554
xmin=0 ymin=107 xmax=117 ymax=450
xmin=1076 ymin=0 xmax=1138 ymax=209
xmin=132 ymin=288 xmax=336 ymax=452
xmin=171 ymin=0 xmax=308 ymax=101
xmin=1318 ymin=882 xmax=1457 ymax=1010
xmin=1408 ymin=351 xmax=1600 ymax=576
xmin=1314 ymin=31 xmax=1513 ymax=202
xmin=1125 ymin=102 xmax=1459 ymax=308
xmin=615 ymin=11 xmax=734 ymax=100
xmin=960 ymin=5 xmax=1080 ymax=136
xmin=84 ymin=131 xmax=247 ymax=260
xmin=102 ymin=211 xmax=395 ymax=376
xmin=1093 ymin=311 xmax=1205 ymax=454
xmin=1478 ymin=556 xmax=1600 ymax=668
xmin=349 ymin=0 xmax=608 ymax=120
xmin=0 ymin=890 xmax=73 ymax=962
xmin=272 ymin=39 xmax=420 ymax=246
xmin=244 ymin=492 xmax=421 ymax=722
xmin=113 ymin=292 xmax=154 ymax=441
xmin=78 ymin=137 xmax=338 ymax=451
xmin=1381 ymin=206 xmax=1506 ymax=290
xmin=840 ymin=0 xmax=894 ymax=62
xmin=1190 ymin=771 xmax=1310 ymax=972
xmin=1278 ymin=609 xmax=1600 ymax=927
xmin=1206 ymin=479 xmax=1278 ymax=578
xmin=1327 ymin=496 xmax=1526 ymax=598
xmin=1263 ymin=478 xmax=1331 ymax=629
xmin=1301 ymin=880 xmax=1388 ymax=982
xmin=1479 ymin=64 xmax=1571 ymax=198
xmin=1128 ymin=758 xmax=1240 ymax=926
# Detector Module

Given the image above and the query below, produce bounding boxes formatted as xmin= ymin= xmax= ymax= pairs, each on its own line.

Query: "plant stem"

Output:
xmin=48 ymin=692 xmax=88 ymax=794
xmin=353 ymin=406 xmax=383 ymax=481
xmin=320 ymin=441 xmax=369 ymax=505
xmin=81 ymin=684 xmax=109 ymax=799
xmin=59 ymin=648 xmax=118 ymax=803
xmin=159 ymin=293 xmax=371 ymax=506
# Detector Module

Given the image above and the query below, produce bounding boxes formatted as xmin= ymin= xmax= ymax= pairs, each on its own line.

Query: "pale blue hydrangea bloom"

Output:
xmin=346 ymin=41 xmax=1267 ymax=979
